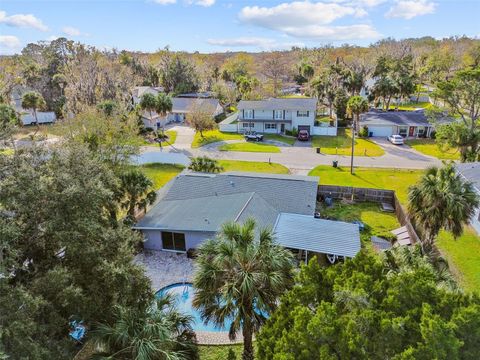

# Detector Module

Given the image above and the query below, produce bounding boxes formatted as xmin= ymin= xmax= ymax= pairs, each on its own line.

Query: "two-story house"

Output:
xmin=237 ymin=98 xmax=317 ymax=134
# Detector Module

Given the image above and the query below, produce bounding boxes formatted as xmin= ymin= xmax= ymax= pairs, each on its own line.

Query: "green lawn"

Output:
xmin=320 ymin=202 xmax=400 ymax=240
xmin=405 ymin=139 xmax=460 ymax=160
xmin=437 ymin=227 xmax=480 ymax=293
xmin=264 ymin=134 xmax=296 ymax=145
xmin=219 ymin=142 xmax=280 ymax=153
xmin=192 ymin=130 xmax=243 ymax=148
xmin=138 ymin=163 xmax=184 ymax=190
xmin=395 ymin=101 xmax=434 ymax=111
xmin=136 ymin=130 xmax=178 ymax=147
xmin=311 ymin=128 xmax=385 ymax=157
xmin=0 ymin=148 xmax=14 ymax=156
xmin=308 ymin=166 xmax=423 ymax=204
xmin=218 ymin=160 xmax=289 ymax=174
xmin=199 ymin=344 xmax=244 ymax=360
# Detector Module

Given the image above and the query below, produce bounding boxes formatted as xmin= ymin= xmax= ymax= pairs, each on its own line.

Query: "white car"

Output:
xmin=388 ymin=135 xmax=404 ymax=145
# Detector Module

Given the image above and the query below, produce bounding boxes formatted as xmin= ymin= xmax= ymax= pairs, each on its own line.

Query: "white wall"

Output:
xmin=292 ymin=110 xmax=315 ymax=130
xmin=312 ymin=126 xmax=337 ymax=136
xmin=219 ymin=123 xmax=238 ymax=132
xmin=471 ymin=207 xmax=480 ymax=235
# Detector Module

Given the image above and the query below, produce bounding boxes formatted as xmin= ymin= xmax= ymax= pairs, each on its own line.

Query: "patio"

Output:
xmin=135 ymin=250 xmax=195 ymax=291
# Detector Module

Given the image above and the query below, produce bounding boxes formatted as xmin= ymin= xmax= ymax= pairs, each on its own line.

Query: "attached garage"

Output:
xmin=367 ymin=125 xmax=393 ymax=137
xmin=298 ymin=125 xmax=311 ymax=133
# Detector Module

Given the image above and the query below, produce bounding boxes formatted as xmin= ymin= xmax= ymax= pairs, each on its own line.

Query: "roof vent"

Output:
xmin=230 ymin=181 xmax=234 ymax=186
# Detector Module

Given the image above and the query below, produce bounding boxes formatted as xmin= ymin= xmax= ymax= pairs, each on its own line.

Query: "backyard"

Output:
xmin=405 ymin=139 xmax=460 ymax=160
xmin=311 ymin=128 xmax=385 ymax=157
xmin=219 ymin=142 xmax=280 ymax=153
xmin=217 ymin=160 xmax=289 ymax=174
xmin=138 ymin=163 xmax=184 ymax=190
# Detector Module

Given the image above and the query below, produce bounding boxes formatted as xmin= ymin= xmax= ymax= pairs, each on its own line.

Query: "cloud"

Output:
xmin=190 ymin=0 xmax=215 ymax=6
xmin=238 ymin=1 xmax=380 ymax=41
xmin=0 ymin=35 xmax=20 ymax=48
xmin=207 ymin=37 xmax=303 ymax=50
xmin=47 ymin=35 xmax=60 ymax=41
xmin=152 ymin=0 xmax=177 ymax=4
xmin=0 ymin=10 xmax=48 ymax=31
xmin=385 ymin=0 xmax=436 ymax=20
xmin=62 ymin=26 xmax=81 ymax=36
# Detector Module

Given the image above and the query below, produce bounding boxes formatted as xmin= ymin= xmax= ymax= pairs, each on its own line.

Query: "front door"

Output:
xmin=280 ymin=123 xmax=285 ymax=133
xmin=408 ymin=126 xmax=415 ymax=137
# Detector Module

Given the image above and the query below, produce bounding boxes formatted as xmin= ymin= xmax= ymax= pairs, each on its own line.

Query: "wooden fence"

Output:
xmin=317 ymin=185 xmax=420 ymax=244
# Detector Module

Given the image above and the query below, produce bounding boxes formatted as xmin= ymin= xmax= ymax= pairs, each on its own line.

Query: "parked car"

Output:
xmin=244 ymin=131 xmax=263 ymax=141
xmin=297 ymin=130 xmax=310 ymax=141
xmin=388 ymin=134 xmax=404 ymax=145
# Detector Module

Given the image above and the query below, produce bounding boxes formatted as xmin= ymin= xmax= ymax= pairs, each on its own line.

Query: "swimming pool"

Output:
xmin=156 ymin=283 xmax=233 ymax=332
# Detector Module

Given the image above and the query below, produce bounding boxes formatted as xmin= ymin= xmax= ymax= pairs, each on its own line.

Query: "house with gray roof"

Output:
xmin=456 ymin=162 xmax=480 ymax=235
xmin=134 ymin=172 xmax=361 ymax=259
xmin=237 ymin=98 xmax=317 ymax=135
xmin=360 ymin=109 xmax=435 ymax=138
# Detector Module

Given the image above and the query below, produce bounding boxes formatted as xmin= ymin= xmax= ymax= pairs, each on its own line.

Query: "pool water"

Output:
xmin=156 ymin=283 xmax=233 ymax=332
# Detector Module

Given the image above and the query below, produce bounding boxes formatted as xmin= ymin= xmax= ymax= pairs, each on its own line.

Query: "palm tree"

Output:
xmin=118 ymin=169 xmax=157 ymax=223
xmin=155 ymin=93 xmax=173 ymax=138
xmin=408 ymin=163 xmax=479 ymax=249
xmin=139 ymin=93 xmax=158 ymax=130
xmin=193 ymin=219 xmax=294 ymax=360
xmin=188 ymin=156 xmax=224 ymax=173
xmin=346 ymin=95 xmax=369 ymax=132
xmin=91 ymin=295 xmax=197 ymax=360
xmin=21 ymin=91 xmax=46 ymax=135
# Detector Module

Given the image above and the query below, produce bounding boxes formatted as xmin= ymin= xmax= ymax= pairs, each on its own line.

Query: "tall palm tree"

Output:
xmin=118 ymin=169 xmax=157 ymax=223
xmin=193 ymin=219 xmax=294 ymax=360
xmin=21 ymin=91 xmax=46 ymax=135
xmin=188 ymin=156 xmax=224 ymax=173
xmin=155 ymin=93 xmax=173 ymax=138
xmin=91 ymin=295 xmax=197 ymax=360
xmin=139 ymin=93 xmax=158 ymax=130
xmin=408 ymin=163 xmax=479 ymax=249
xmin=346 ymin=95 xmax=369 ymax=132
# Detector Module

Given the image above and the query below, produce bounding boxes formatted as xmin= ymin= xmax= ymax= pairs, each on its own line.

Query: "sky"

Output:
xmin=0 ymin=0 xmax=479 ymax=55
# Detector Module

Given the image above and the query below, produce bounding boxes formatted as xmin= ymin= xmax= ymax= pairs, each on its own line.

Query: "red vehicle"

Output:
xmin=297 ymin=130 xmax=310 ymax=141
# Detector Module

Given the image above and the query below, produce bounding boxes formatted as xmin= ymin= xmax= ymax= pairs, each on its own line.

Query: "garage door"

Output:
xmin=298 ymin=125 xmax=311 ymax=133
xmin=368 ymin=126 xmax=393 ymax=137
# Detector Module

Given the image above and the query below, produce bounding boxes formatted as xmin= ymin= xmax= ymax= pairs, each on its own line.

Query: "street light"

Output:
xmin=350 ymin=122 xmax=355 ymax=175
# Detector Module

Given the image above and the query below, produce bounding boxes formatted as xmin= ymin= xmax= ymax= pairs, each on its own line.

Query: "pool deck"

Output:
xmin=135 ymin=250 xmax=244 ymax=345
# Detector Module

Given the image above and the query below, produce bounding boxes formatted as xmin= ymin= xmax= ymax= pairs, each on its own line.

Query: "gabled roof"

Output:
xmin=273 ymin=213 xmax=361 ymax=258
xmin=361 ymin=110 xmax=431 ymax=127
xmin=135 ymin=172 xmax=318 ymax=231
xmin=456 ymin=162 xmax=480 ymax=193
xmin=171 ymin=97 xmax=220 ymax=114
xmin=238 ymin=98 xmax=317 ymax=111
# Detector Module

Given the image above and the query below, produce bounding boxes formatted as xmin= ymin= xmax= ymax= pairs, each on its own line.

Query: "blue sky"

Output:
xmin=1 ymin=0 xmax=479 ymax=54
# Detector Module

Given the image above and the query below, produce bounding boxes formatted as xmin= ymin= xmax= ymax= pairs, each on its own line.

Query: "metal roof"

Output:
xmin=238 ymin=98 xmax=317 ymax=111
xmin=273 ymin=213 xmax=361 ymax=258
xmin=456 ymin=162 xmax=480 ymax=193
xmin=361 ymin=110 xmax=432 ymax=127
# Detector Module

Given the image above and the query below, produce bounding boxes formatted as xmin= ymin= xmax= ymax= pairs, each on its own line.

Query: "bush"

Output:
xmin=359 ymin=126 xmax=369 ymax=138
xmin=286 ymin=127 xmax=298 ymax=137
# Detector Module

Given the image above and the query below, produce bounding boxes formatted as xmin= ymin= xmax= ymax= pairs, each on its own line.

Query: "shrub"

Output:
xmin=359 ymin=126 xmax=369 ymax=138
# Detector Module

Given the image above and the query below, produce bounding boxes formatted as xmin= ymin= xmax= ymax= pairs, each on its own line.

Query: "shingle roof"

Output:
xmin=238 ymin=98 xmax=317 ymax=111
xmin=135 ymin=172 xmax=319 ymax=231
xmin=273 ymin=213 xmax=361 ymax=258
xmin=361 ymin=110 xmax=431 ymax=127
xmin=172 ymin=98 xmax=220 ymax=114
xmin=456 ymin=162 xmax=480 ymax=193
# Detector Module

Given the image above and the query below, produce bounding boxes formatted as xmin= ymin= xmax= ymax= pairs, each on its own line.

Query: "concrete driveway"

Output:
xmin=371 ymin=137 xmax=438 ymax=163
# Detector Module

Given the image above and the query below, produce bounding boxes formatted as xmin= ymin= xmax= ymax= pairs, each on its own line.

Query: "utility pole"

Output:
xmin=350 ymin=122 xmax=355 ymax=175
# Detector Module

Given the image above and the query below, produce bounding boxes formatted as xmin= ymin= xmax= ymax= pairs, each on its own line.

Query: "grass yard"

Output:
xmin=320 ymin=202 xmax=400 ymax=240
xmin=192 ymin=130 xmax=243 ymax=148
xmin=139 ymin=130 xmax=178 ymax=147
xmin=0 ymin=148 xmax=14 ymax=156
xmin=219 ymin=142 xmax=280 ymax=153
xmin=199 ymin=344 xmax=244 ymax=360
xmin=405 ymin=139 xmax=460 ymax=160
xmin=308 ymin=165 xmax=423 ymax=204
xmin=437 ymin=227 xmax=480 ymax=293
xmin=311 ymin=128 xmax=385 ymax=157
xmin=218 ymin=160 xmax=289 ymax=174
xmin=395 ymin=101 xmax=434 ymax=111
xmin=138 ymin=163 xmax=184 ymax=190
xmin=264 ymin=134 xmax=296 ymax=145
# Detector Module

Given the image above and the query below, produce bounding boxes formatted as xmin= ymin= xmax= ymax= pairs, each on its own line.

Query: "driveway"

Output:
xmin=372 ymin=137 xmax=438 ymax=163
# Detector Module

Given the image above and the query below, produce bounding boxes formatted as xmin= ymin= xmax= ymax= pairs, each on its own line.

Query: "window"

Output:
xmin=417 ymin=126 xmax=425 ymax=136
xmin=297 ymin=110 xmax=309 ymax=117
xmin=244 ymin=109 xmax=253 ymax=119
xmin=162 ymin=232 xmax=186 ymax=252
xmin=265 ymin=123 xmax=277 ymax=130
xmin=274 ymin=110 xmax=283 ymax=120
xmin=243 ymin=122 xmax=254 ymax=128
xmin=398 ymin=126 xmax=408 ymax=137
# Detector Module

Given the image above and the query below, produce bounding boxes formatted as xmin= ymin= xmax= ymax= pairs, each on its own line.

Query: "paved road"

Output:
xmin=135 ymin=125 xmax=442 ymax=172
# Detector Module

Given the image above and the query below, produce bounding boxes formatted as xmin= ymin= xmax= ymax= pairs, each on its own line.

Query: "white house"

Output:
xmin=236 ymin=98 xmax=317 ymax=134
xmin=456 ymin=162 xmax=480 ymax=235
